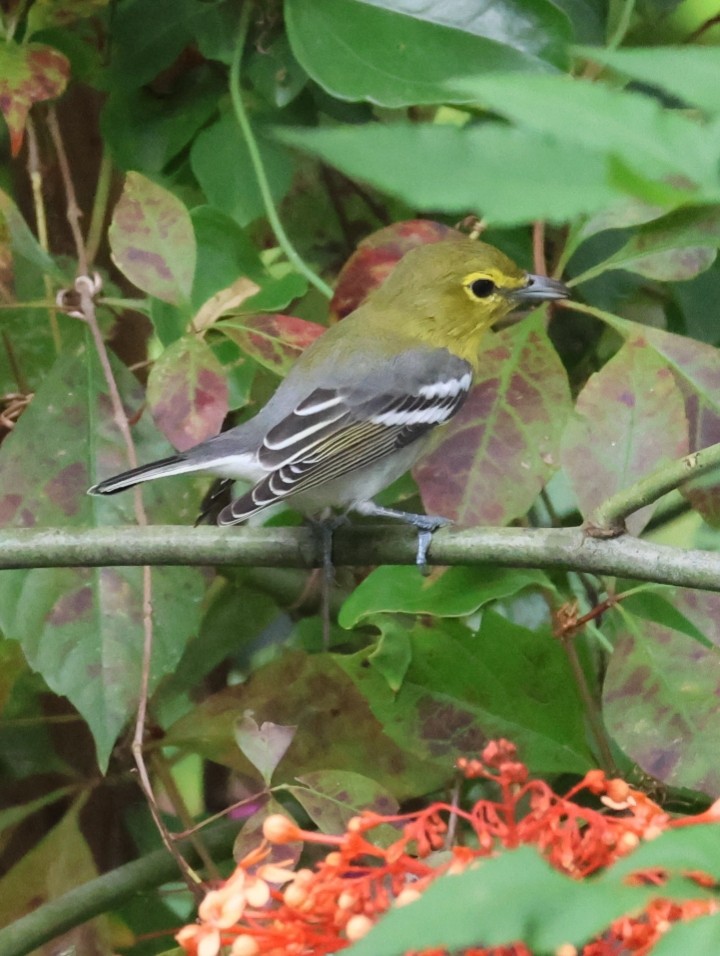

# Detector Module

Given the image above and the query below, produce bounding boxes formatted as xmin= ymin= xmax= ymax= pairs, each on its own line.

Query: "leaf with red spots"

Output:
xmin=330 ymin=219 xmax=465 ymax=320
xmin=0 ymin=345 xmax=205 ymax=770
xmin=26 ymin=0 xmax=109 ymax=33
xmin=414 ymin=315 xmax=572 ymax=528
xmin=220 ymin=313 xmax=324 ymax=376
xmin=589 ymin=319 xmax=720 ymax=525
xmin=560 ymin=337 xmax=689 ymax=534
xmin=0 ymin=42 xmax=69 ymax=156
xmin=288 ymin=770 xmax=398 ymax=836
xmin=165 ymin=649 xmax=447 ymax=799
xmin=632 ymin=325 xmax=720 ymax=526
xmin=147 ymin=336 xmax=228 ymax=450
xmin=108 ymin=171 xmax=196 ymax=305
xmin=0 ymin=803 xmax=104 ymax=951
xmin=603 ymin=588 xmax=720 ymax=797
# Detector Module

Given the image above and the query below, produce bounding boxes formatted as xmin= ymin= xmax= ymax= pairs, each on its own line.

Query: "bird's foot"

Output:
xmin=352 ymin=501 xmax=451 ymax=574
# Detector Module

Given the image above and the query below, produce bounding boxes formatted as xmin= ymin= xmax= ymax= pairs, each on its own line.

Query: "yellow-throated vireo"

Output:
xmin=88 ymin=238 xmax=569 ymax=566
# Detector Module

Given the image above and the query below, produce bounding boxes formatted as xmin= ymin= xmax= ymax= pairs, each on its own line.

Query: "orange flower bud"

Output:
xmin=262 ymin=814 xmax=301 ymax=844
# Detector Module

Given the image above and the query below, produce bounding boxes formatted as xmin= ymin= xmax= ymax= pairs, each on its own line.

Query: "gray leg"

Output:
xmin=308 ymin=514 xmax=349 ymax=647
xmin=353 ymin=501 xmax=451 ymax=573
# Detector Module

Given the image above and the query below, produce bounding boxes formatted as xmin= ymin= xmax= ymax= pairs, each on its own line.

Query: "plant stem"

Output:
xmin=229 ymin=5 xmax=333 ymax=299
xmin=561 ymin=635 xmax=616 ymax=774
xmin=0 ymin=821 xmax=238 ymax=956
xmin=591 ymin=441 xmax=720 ymax=533
xmin=85 ymin=146 xmax=113 ymax=267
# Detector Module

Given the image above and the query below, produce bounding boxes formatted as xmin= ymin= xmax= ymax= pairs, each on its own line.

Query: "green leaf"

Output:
xmin=101 ymin=65 xmax=224 ymax=174
xmin=107 ymin=0 xmax=223 ymax=90
xmin=340 ymin=614 xmax=593 ymax=773
xmin=416 ymin=317 xmax=573 ymax=526
xmin=289 ymin=769 xmax=398 ymax=834
xmin=560 ymin=338 xmax=689 ymax=533
xmin=619 ymin=589 xmax=713 ymax=650
xmin=26 ymin=0 xmax=109 ymax=34
xmin=285 ymin=0 xmax=558 ymax=110
xmin=651 ymin=913 xmax=720 ymax=956
xmin=355 ymin=0 xmax=571 ymax=62
xmin=0 ymin=804 xmax=107 ymax=944
xmin=146 ymin=336 xmax=228 ymax=450
xmin=367 ymin=617 xmax=413 ymax=692
xmin=454 ymin=72 xmax=720 ymax=193
xmin=190 ymin=207 xmax=309 ymax=314
xmin=0 ymin=344 xmax=205 ymax=769
xmin=340 ymin=566 xmax=549 ymax=627
xmin=573 ymin=207 xmax=720 ymax=283
xmin=609 ymin=824 xmax=720 ymax=880
xmin=347 ymin=846 xmax=651 ymax=956
xmin=577 ymin=45 xmax=720 ymax=115
xmin=234 ymin=714 xmax=297 ymax=785
xmin=604 ymin=591 xmax=720 ymax=796
xmin=191 ymin=112 xmax=295 ymax=228
xmin=0 ymin=41 xmax=69 ymax=156
xmin=274 ymin=123 xmax=619 ymax=225
xmin=109 ymin=172 xmax=196 ymax=306
xmin=0 ymin=187 xmax=65 ymax=281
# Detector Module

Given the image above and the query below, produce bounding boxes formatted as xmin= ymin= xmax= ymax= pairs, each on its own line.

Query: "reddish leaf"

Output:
xmin=146 ymin=336 xmax=228 ymax=450
xmin=604 ymin=589 xmax=720 ymax=797
xmin=0 ymin=346 xmax=205 ymax=769
xmin=637 ymin=326 xmax=720 ymax=525
xmin=221 ymin=313 xmax=324 ymax=375
xmin=330 ymin=219 xmax=465 ymax=320
xmin=27 ymin=0 xmax=109 ymax=32
xmin=108 ymin=172 xmax=196 ymax=305
xmin=415 ymin=316 xmax=572 ymax=528
xmin=0 ymin=42 xmax=69 ymax=156
xmin=560 ymin=338 xmax=689 ymax=533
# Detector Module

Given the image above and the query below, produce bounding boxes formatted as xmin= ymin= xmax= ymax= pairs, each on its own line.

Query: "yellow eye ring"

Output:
xmin=463 ymin=273 xmax=496 ymax=301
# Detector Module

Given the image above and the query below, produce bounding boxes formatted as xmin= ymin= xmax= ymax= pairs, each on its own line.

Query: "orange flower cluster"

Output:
xmin=176 ymin=740 xmax=720 ymax=956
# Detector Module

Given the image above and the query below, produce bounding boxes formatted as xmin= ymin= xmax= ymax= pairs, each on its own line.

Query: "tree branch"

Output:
xmin=2 ymin=525 xmax=720 ymax=591
xmin=0 ymin=820 xmax=238 ymax=956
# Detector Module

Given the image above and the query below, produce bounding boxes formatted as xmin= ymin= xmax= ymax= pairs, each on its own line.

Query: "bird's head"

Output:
xmin=370 ymin=238 xmax=569 ymax=365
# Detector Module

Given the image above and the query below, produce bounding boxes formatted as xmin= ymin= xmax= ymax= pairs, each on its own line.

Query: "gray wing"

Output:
xmin=218 ymin=348 xmax=472 ymax=524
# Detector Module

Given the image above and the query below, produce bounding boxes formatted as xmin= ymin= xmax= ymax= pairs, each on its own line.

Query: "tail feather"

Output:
xmin=88 ymin=455 xmax=195 ymax=495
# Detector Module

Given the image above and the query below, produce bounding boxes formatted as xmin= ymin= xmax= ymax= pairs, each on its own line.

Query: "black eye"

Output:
xmin=470 ymin=278 xmax=495 ymax=298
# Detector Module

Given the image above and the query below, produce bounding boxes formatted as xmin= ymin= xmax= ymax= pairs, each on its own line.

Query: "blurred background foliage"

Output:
xmin=2 ymin=0 xmax=720 ymax=952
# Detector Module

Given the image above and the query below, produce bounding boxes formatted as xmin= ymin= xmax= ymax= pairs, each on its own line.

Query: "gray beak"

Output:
xmin=509 ymin=274 xmax=570 ymax=302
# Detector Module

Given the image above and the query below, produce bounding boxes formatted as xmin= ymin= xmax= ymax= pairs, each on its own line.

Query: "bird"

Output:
xmin=88 ymin=238 xmax=569 ymax=567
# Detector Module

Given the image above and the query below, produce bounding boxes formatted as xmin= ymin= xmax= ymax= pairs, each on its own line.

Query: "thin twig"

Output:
xmin=47 ymin=110 xmax=202 ymax=894
xmin=46 ymin=106 xmax=88 ymax=277
xmin=25 ymin=116 xmax=62 ymax=352
xmin=150 ymin=752 xmax=221 ymax=880
xmin=229 ymin=5 xmax=333 ymax=299
xmin=532 ymin=221 xmax=547 ymax=276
